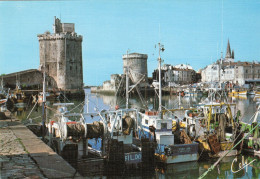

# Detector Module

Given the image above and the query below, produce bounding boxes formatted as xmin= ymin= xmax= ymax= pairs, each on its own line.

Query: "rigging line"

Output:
xmin=45 ymin=106 xmax=59 ymax=113
xmin=30 ymin=116 xmax=42 ymax=120
xmin=26 ymin=99 xmax=39 ymax=120
xmin=161 ymin=105 xmax=182 ymax=119
xmin=69 ymin=101 xmax=85 ymax=112
xmin=59 ymin=92 xmax=71 ymax=103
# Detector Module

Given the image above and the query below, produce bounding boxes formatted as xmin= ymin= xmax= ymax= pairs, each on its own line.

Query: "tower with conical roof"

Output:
xmin=224 ymin=39 xmax=234 ymax=62
xmin=225 ymin=39 xmax=231 ymax=58
xmin=231 ymin=50 xmax=234 ymax=59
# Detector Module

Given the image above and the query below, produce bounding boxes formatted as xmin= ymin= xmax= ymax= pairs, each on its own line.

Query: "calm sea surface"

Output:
xmin=13 ymin=89 xmax=260 ymax=178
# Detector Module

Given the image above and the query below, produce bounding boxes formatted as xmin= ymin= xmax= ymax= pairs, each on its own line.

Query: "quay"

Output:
xmin=0 ymin=111 xmax=82 ymax=179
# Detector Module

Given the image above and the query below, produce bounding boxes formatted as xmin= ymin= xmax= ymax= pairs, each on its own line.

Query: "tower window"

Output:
xmin=70 ymin=66 xmax=72 ymax=71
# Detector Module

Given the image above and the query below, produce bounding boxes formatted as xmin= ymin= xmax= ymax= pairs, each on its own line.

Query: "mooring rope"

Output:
xmin=26 ymin=99 xmax=38 ymax=120
xmin=45 ymin=106 xmax=59 ymax=113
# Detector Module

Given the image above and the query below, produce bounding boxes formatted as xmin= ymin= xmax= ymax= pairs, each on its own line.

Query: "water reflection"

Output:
xmin=12 ymin=88 xmax=260 ymax=178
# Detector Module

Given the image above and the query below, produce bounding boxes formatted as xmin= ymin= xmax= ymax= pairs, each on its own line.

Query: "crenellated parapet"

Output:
xmin=37 ymin=33 xmax=83 ymax=42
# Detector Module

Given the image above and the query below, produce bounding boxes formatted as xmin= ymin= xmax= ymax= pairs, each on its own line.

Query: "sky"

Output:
xmin=0 ymin=0 xmax=260 ymax=86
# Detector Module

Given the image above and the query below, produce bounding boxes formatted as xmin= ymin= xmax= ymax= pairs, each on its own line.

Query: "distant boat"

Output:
xmin=0 ymin=98 xmax=7 ymax=105
xmin=38 ymin=91 xmax=57 ymax=103
xmin=255 ymin=91 xmax=260 ymax=96
xmin=0 ymin=88 xmax=10 ymax=106
xmin=248 ymin=90 xmax=255 ymax=95
xmin=11 ymin=85 xmax=25 ymax=103
xmin=183 ymin=88 xmax=203 ymax=97
xmin=231 ymin=95 xmax=248 ymax=100
xmin=228 ymin=90 xmax=247 ymax=96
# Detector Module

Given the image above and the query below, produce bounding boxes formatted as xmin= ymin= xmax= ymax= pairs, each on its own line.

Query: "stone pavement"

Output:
xmin=0 ymin=114 xmax=82 ymax=179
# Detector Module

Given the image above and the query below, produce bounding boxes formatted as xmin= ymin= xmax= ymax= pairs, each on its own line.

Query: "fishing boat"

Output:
xmin=38 ymin=91 xmax=57 ymax=103
xmin=46 ymin=102 xmax=154 ymax=170
xmin=231 ymin=95 xmax=248 ymax=100
xmin=248 ymin=90 xmax=255 ymax=95
xmin=188 ymin=102 xmax=243 ymax=158
xmin=0 ymin=98 xmax=8 ymax=105
xmin=11 ymin=84 xmax=25 ymax=104
xmin=139 ymin=43 xmax=199 ymax=164
xmin=255 ymin=91 xmax=260 ymax=96
xmin=0 ymin=77 xmax=10 ymax=106
xmin=183 ymin=88 xmax=203 ymax=97
xmin=228 ymin=89 xmax=247 ymax=96
xmin=240 ymin=105 xmax=260 ymax=155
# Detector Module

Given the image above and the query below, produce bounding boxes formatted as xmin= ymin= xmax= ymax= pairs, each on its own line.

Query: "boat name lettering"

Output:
xmin=178 ymin=147 xmax=191 ymax=153
xmin=125 ymin=152 xmax=142 ymax=164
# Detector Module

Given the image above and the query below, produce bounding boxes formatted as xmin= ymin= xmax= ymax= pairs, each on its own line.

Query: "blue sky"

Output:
xmin=0 ymin=0 xmax=260 ymax=86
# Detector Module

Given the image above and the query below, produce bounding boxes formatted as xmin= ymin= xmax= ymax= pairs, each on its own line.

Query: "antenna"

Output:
xmin=126 ymin=49 xmax=130 ymax=109
xmin=157 ymin=42 xmax=165 ymax=115
xmin=159 ymin=23 xmax=161 ymax=42
xmin=221 ymin=0 xmax=224 ymax=57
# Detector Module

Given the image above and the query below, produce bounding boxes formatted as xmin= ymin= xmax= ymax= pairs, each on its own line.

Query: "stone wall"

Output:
xmin=1 ymin=69 xmax=57 ymax=89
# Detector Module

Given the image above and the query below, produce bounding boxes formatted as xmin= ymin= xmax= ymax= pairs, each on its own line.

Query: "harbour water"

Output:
xmin=12 ymin=89 xmax=260 ymax=178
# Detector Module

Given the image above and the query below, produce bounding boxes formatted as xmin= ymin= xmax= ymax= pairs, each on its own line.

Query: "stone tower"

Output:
xmin=37 ymin=17 xmax=83 ymax=90
xmin=122 ymin=53 xmax=148 ymax=87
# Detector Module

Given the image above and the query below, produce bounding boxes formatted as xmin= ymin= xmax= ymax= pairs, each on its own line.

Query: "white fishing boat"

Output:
xmin=240 ymin=105 xmax=260 ymax=156
xmin=0 ymin=77 xmax=10 ymax=106
xmin=47 ymin=101 xmax=152 ymax=167
xmin=140 ymin=43 xmax=198 ymax=164
xmin=183 ymin=88 xmax=203 ymax=97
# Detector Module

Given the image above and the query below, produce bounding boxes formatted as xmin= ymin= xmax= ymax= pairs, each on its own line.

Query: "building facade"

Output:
xmin=153 ymin=64 xmax=197 ymax=86
xmin=201 ymin=40 xmax=260 ymax=86
xmin=38 ymin=17 xmax=83 ymax=90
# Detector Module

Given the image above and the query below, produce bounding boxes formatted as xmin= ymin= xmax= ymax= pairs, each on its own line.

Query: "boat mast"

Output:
xmin=125 ymin=50 xmax=129 ymax=109
xmin=126 ymin=66 xmax=129 ymax=109
xmin=42 ymin=42 xmax=47 ymax=136
xmin=178 ymin=91 xmax=181 ymax=108
xmin=1 ymin=76 xmax=3 ymax=91
xmin=158 ymin=43 xmax=164 ymax=114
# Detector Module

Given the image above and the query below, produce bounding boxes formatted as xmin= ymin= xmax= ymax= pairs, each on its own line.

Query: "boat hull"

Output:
xmin=242 ymin=148 xmax=260 ymax=156
xmin=255 ymin=92 xmax=260 ymax=96
xmin=228 ymin=90 xmax=247 ymax=96
xmin=156 ymin=143 xmax=199 ymax=164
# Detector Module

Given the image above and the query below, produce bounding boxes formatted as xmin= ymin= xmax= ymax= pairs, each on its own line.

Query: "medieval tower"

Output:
xmin=37 ymin=17 xmax=83 ymax=90
xmin=122 ymin=53 xmax=148 ymax=87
